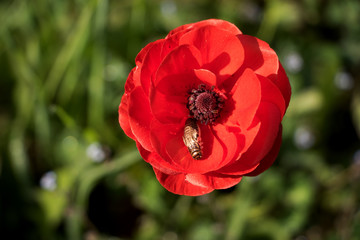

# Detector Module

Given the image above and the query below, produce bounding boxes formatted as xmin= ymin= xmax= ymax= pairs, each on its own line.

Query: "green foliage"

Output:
xmin=1 ymin=0 xmax=359 ymax=239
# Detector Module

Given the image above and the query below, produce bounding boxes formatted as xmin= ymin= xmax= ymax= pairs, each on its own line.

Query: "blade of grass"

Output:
xmin=44 ymin=0 xmax=100 ymax=100
xmin=7 ymin=47 xmax=40 ymax=185
xmin=87 ymin=0 xmax=108 ymax=129
xmin=168 ymin=195 xmax=193 ymax=228
xmin=57 ymin=55 xmax=82 ymax=105
xmin=76 ymin=150 xmax=141 ymax=207
xmin=66 ymin=150 xmax=141 ymax=239
xmin=225 ymin=179 xmax=254 ymax=240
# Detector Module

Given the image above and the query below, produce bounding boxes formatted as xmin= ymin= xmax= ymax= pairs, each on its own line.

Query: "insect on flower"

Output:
xmin=183 ymin=118 xmax=202 ymax=160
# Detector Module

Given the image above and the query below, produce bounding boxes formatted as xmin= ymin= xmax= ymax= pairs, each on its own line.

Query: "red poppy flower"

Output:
xmin=119 ymin=19 xmax=291 ymax=196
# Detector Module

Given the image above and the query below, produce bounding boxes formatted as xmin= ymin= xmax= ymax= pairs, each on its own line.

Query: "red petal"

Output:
xmin=221 ymin=34 xmax=280 ymax=91
xmin=151 ymin=68 xmax=218 ymax=124
xmin=246 ymin=126 xmax=282 ymax=176
xmin=217 ymin=102 xmax=281 ymax=175
xmin=155 ymin=44 xmax=202 ymax=85
xmin=135 ymin=41 xmax=156 ymax=66
xmin=238 ymin=35 xmax=279 ymax=78
xmin=210 ymin=124 xmax=245 ymax=169
xmin=166 ymin=23 xmax=195 ymax=39
xmin=137 ymin=141 xmax=180 ymax=175
xmin=162 ymin=20 xmax=233 ymax=61
xmin=163 ymin=124 xmax=226 ymax=174
xmin=217 ymin=160 xmax=260 ymax=176
xmin=237 ymin=102 xmax=281 ymax=167
xmin=150 ymin=86 xmax=188 ymax=124
xmin=153 ymin=168 xmax=213 ymax=196
xmin=191 ymin=19 xmax=242 ymax=34
xmin=241 ymin=119 xmax=261 ymax=155
xmin=124 ymin=68 xmax=137 ymax=93
xmin=167 ymin=19 xmax=242 ymax=38
xmin=156 ymin=71 xmax=199 ymax=97
xmin=274 ymin=63 xmax=291 ymax=109
xmin=128 ymin=87 xmax=153 ymax=151
xmin=155 ymin=68 xmax=218 ymax=98
xmin=258 ymin=75 xmax=286 ymax=117
xmin=216 ymin=118 xmax=262 ymax=175
xmin=179 ymin=25 xmax=244 ymax=84
xmin=161 ymin=31 xmax=187 ymax=60
xmin=215 ymin=121 xmax=260 ymax=175
xmin=150 ymin=119 xmax=184 ymax=167
xmin=118 ymin=93 xmax=135 ymax=139
xmin=185 ymin=172 xmax=242 ymax=190
xmin=221 ymin=68 xmax=261 ymax=130
xmin=194 ymin=69 xmax=217 ymax=86
xmin=140 ymin=39 xmax=164 ymax=96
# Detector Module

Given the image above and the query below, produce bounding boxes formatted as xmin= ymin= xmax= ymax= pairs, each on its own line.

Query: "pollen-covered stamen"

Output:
xmin=187 ymin=84 xmax=224 ymax=124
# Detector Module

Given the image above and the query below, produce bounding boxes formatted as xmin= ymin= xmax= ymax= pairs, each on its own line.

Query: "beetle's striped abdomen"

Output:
xmin=182 ymin=118 xmax=202 ymax=160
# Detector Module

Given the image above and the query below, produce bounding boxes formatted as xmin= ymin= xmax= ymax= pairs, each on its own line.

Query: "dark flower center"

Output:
xmin=187 ymin=84 xmax=224 ymax=124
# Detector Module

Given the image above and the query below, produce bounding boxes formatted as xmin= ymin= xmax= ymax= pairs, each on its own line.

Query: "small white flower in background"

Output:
xmin=196 ymin=194 xmax=211 ymax=204
xmin=86 ymin=142 xmax=106 ymax=162
xmin=40 ymin=171 xmax=57 ymax=191
xmin=161 ymin=0 xmax=177 ymax=16
xmin=353 ymin=150 xmax=360 ymax=165
xmin=334 ymin=71 xmax=354 ymax=90
xmin=162 ymin=232 xmax=178 ymax=240
xmin=241 ymin=2 xmax=262 ymax=23
xmin=294 ymin=126 xmax=316 ymax=150
xmin=295 ymin=236 xmax=309 ymax=240
xmin=284 ymin=52 xmax=303 ymax=73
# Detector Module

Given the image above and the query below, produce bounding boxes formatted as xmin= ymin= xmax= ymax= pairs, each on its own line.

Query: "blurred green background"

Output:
xmin=1 ymin=0 xmax=360 ymax=239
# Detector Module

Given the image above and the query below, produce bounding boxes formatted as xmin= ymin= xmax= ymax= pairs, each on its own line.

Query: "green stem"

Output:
xmin=225 ymin=179 xmax=254 ymax=240
xmin=65 ymin=150 xmax=141 ymax=239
